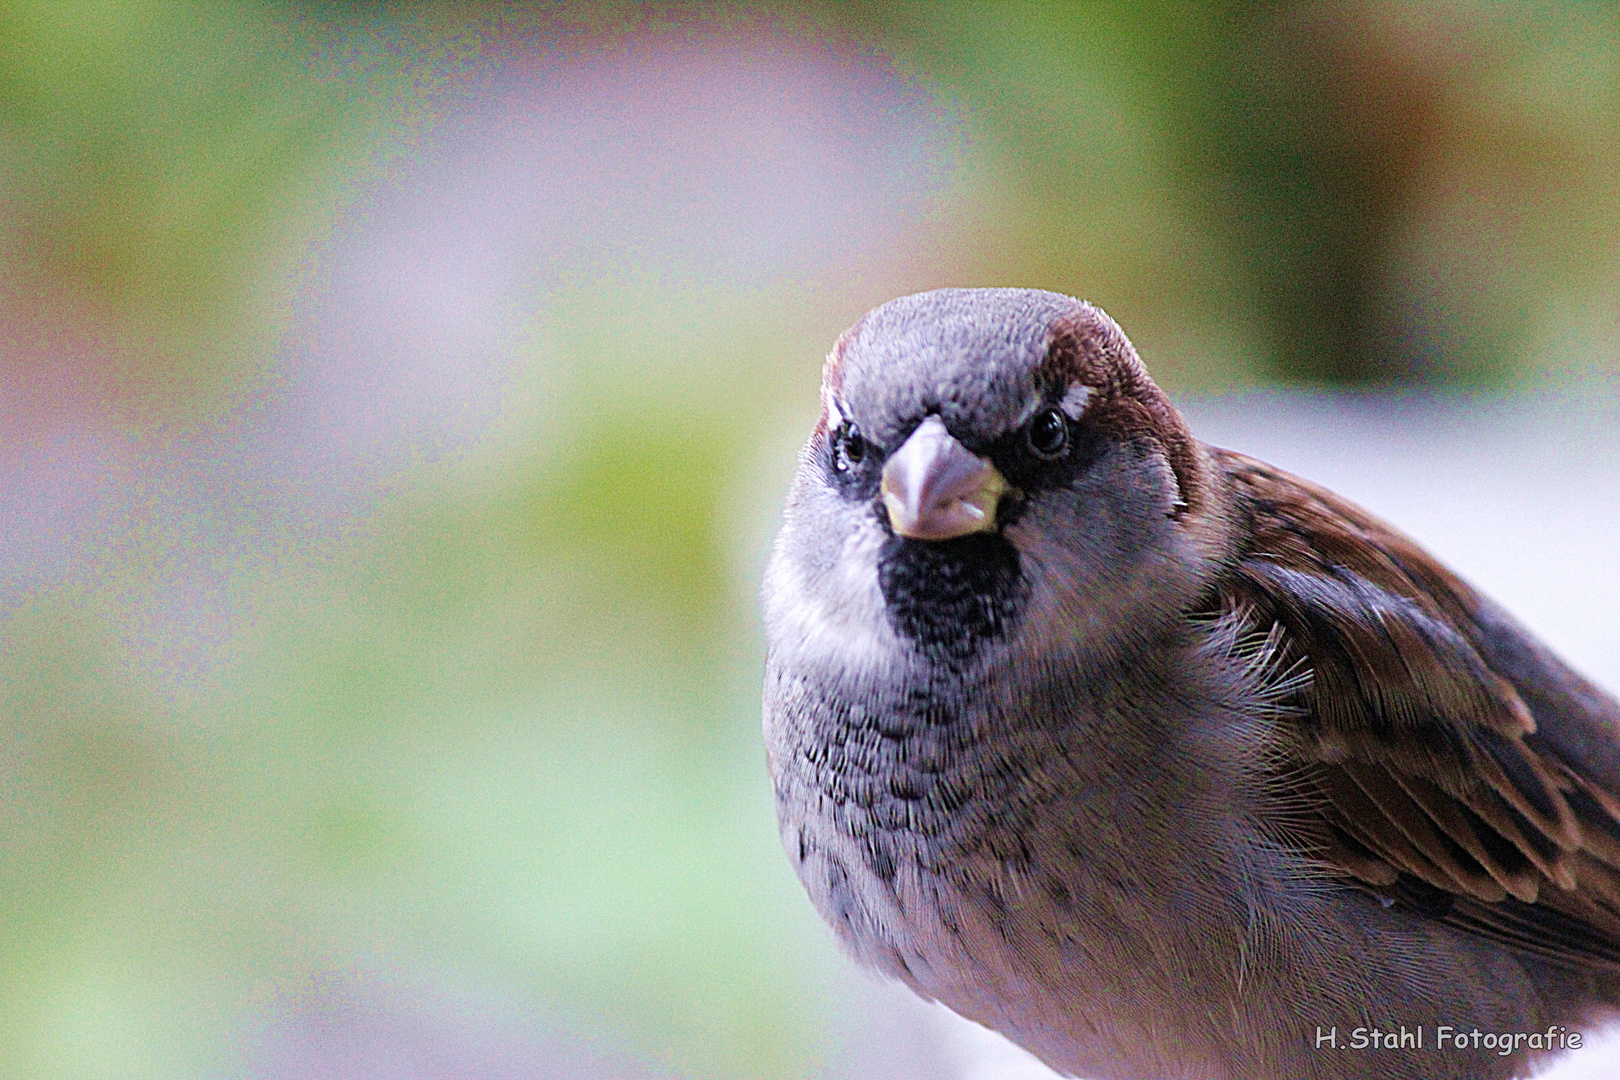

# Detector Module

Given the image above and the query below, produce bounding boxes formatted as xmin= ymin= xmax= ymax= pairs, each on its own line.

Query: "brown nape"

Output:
xmin=1042 ymin=305 xmax=1211 ymax=519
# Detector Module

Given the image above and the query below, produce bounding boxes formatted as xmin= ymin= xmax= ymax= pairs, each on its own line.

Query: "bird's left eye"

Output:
xmin=1026 ymin=408 xmax=1069 ymax=458
xmin=833 ymin=423 xmax=867 ymax=472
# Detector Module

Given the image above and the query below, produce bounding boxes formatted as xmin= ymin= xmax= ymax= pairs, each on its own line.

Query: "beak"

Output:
xmin=881 ymin=416 xmax=1010 ymax=541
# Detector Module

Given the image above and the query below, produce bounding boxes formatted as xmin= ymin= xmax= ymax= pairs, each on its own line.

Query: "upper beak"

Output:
xmin=881 ymin=416 xmax=1010 ymax=541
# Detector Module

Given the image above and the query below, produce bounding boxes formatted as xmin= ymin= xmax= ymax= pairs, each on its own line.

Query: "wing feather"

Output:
xmin=1212 ymin=449 xmax=1620 ymax=970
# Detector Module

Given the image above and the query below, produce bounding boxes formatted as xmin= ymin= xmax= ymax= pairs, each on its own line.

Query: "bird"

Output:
xmin=760 ymin=288 xmax=1620 ymax=1080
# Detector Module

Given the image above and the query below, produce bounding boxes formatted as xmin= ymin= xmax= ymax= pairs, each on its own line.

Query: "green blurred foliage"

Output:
xmin=2 ymin=2 xmax=345 ymax=384
xmin=1199 ymin=1 xmax=1620 ymax=384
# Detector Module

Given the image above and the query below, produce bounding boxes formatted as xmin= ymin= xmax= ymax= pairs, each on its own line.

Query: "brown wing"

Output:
xmin=1210 ymin=448 xmax=1620 ymax=970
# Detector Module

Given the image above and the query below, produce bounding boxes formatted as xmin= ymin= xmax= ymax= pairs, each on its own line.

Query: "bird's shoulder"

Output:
xmin=1205 ymin=446 xmax=1620 ymax=970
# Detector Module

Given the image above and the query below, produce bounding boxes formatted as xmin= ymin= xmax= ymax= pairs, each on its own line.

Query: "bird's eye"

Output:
xmin=1027 ymin=408 xmax=1069 ymax=458
xmin=833 ymin=423 xmax=867 ymax=472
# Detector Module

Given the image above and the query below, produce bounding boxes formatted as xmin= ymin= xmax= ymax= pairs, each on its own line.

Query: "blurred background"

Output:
xmin=1 ymin=1 xmax=1617 ymax=1077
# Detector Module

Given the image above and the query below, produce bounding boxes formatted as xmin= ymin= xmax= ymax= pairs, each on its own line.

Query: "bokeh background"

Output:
xmin=2 ymin=2 xmax=1618 ymax=1078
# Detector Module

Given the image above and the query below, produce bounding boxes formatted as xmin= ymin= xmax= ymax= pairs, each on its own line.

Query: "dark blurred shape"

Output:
xmin=1177 ymin=0 xmax=1615 ymax=386
xmin=843 ymin=0 xmax=1616 ymax=387
xmin=841 ymin=0 xmax=1451 ymax=383
xmin=1205 ymin=1 xmax=1490 ymax=383
xmin=1208 ymin=2 xmax=1450 ymax=384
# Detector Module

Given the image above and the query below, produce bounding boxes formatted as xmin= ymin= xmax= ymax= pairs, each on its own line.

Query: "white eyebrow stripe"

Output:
xmin=1060 ymin=383 xmax=1094 ymax=419
xmin=823 ymin=388 xmax=845 ymax=429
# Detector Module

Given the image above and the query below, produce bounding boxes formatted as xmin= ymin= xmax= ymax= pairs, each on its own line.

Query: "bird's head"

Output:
xmin=764 ymin=288 xmax=1231 ymax=683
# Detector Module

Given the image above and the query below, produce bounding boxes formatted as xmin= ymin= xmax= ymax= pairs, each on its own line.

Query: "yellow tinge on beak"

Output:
xmin=881 ymin=415 xmax=1011 ymax=541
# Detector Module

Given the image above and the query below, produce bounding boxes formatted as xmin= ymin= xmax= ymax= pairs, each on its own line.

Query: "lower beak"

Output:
xmin=880 ymin=416 xmax=1010 ymax=541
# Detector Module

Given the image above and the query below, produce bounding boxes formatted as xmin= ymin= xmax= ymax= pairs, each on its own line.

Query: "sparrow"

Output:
xmin=760 ymin=288 xmax=1620 ymax=1080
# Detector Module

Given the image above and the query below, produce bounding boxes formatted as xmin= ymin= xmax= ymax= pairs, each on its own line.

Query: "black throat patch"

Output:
xmin=877 ymin=532 xmax=1026 ymax=662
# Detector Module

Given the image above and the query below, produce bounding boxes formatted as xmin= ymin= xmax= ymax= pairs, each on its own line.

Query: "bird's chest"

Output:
xmin=768 ymin=665 xmax=1161 ymax=1009
xmin=770 ymin=669 xmax=1010 ymax=938
xmin=765 ymin=660 xmax=1265 ymax=1078
xmin=779 ymin=725 xmax=1071 ymax=1022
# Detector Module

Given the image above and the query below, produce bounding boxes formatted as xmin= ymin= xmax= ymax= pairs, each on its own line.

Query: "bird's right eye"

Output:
xmin=832 ymin=423 xmax=867 ymax=472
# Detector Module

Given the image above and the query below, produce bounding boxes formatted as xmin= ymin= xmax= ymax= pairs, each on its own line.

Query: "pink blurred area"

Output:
xmin=0 ymin=19 xmax=959 ymax=684
xmin=280 ymin=27 xmax=950 ymax=462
